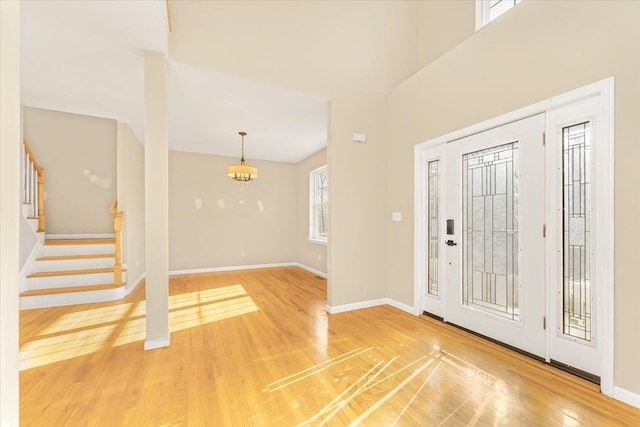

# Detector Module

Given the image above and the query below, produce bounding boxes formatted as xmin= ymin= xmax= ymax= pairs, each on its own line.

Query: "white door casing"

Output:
xmin=413 ymin=77 xmax=614 ymax=395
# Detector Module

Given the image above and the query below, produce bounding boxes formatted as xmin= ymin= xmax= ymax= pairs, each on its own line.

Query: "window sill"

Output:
xmin=308 ymin=238 xmax=328 ymax=246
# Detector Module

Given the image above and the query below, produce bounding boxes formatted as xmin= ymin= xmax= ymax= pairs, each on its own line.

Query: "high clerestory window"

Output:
xmin=309 ymin=165 xmax=328 ymax=243
xmin=476 ymin=0 xmax=523 ymax=30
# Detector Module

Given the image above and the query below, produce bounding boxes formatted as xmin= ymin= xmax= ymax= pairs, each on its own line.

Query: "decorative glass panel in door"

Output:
xmin=462 ymin=142 xmax=519 ymax=320
xmin=427 ymin=160 xmax=440 ymax=297
xmin=562 ymin=122 xmax=592 ymax=342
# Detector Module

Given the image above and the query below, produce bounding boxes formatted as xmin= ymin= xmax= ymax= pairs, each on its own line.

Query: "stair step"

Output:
xmin=20 ymin=283 xmax=123 ymax=297
xmin=26 ymin=267 xmax=125 ymax=279
xmin=36 ymin=253 xmax=115 ymax=261
xmin=45 ymin=238 xmax=115 ymax=245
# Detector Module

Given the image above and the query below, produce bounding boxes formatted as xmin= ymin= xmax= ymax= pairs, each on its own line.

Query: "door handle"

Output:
xmin=445 ymin=240 xmax=457 ymax=246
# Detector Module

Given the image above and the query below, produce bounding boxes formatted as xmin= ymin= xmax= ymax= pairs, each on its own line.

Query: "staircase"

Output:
xmin=19 ymin=139 xmax=129 ymax=310
xmin=20 ymin=238 xmax=128 ymax=309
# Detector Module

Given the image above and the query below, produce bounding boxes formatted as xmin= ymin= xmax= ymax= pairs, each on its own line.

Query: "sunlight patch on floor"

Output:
xmin=20 ymin=325 xmax=117 ymax=370
xmin=38 ymin=303 xmax=134 ymax=335
xmin=20 ymin=284 xmax=257 ymax=370
xmin=115 ymin=296 xmax=259 ymax=347
xmin=263 ymin=345 xmax=512 ymax=426
xmin=263 ymin=347 xmax=374 ymax=393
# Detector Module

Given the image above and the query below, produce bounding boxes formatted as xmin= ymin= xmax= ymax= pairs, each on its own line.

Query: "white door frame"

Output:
xmin=413 ymin=77 xmax=614 ymax=396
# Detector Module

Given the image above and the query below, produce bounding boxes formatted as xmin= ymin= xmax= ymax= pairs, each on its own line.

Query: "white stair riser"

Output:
xmin=41 ymin=244 xmax=114 ymax=257
xmin=27 ymin=272 xmax=115 ymax=289
xmin=20 ymin=287 xmax=126 ymax=310
xmin=34 ymin=257 xmax=115 ymax=272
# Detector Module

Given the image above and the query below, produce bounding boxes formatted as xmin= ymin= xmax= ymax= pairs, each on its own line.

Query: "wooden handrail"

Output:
xmin=23 ymin=138 xmax=42 ymax=172
xmin=110 ymin=201 xmax=124 ymax=287
xmin=23 ymin=138 xmax=46 ymax=232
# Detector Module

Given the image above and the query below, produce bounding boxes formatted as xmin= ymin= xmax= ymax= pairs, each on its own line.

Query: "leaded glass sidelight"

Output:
xmin=427 ymin=160 xmax=440 ymax=297
xmin=562 ymin=122 xmax=592 ymax=341
xmin=462 ymin=142 xmax=519 ymax=321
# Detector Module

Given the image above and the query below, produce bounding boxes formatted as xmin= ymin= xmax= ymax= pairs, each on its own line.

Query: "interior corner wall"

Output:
xmin=168 ymin=151 xmax=297 ymax=271
xmin=386 ymin=0 xmax=640 ymax=395
xmin=327 ymin=94 xmax=388 ymax=307
xmin=116 ymin=123 xmax=145 ymax=285
xmin=22 ymin=107 xmax=117 ymax=234
xmin=296 ymin=148 xmax=327 ymax=274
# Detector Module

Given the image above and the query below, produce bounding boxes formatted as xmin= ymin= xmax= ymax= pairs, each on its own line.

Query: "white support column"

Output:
xmin=144 ymin=51 xmax=170 ymax=350
xmin=0 ymin=1 xmax=21 ymax=425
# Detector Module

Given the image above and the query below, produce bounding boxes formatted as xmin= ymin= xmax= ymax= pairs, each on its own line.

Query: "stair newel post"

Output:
xmin=111 ymin=201 xmax=123 ymax=287
xmin=37 ymin=167 xmax=46 ymax=232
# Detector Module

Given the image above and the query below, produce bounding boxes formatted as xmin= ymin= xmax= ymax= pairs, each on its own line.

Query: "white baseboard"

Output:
xmin=386 ymin=298 xmax=418 ymax=315
xmin=169 ymin=262 xmax=296 ymax=276
xmin=326 ymin=298 xmax=387 ymax=314
xmin=20 ymin=286 xmax=126 ymax=310
xmin=295 ymin=263 xmax=327 ymax=278
xmin=327 ymin=298 xmax=416 ymax=315
xmin=125 ymin=273 xmax=146 ymax=295
xmin=144 ymin=335 xmax=171 ymax=351
xmin=46 ymin=233 xmax=115 ymax=239
xmin=614 ymin=386 xmax=640 ymax=409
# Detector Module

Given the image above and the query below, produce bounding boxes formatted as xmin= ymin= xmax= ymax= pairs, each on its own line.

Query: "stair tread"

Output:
xmin=45 ymin=238 xmax=115 ymax=245
xmin=20 ymin=283 xmax=124 ymax=297
xmin=36 ymin=254 xmax=116 ymax=261
xmin=27 ymin=267 xmax=126 ymax=278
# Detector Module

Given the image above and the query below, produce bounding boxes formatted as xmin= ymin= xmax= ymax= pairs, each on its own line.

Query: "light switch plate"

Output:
xmin=392 ymin=212 xmax=402 ymax=222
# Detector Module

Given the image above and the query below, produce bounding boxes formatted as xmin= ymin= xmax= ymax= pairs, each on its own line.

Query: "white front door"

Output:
xmin=438 ymin=114 xmax=546 ymax=358
xmin=417 ymin=80 xmax=613 ymax=390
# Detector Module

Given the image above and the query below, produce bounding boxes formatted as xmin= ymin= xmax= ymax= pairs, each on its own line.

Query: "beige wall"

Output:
xmin=144 ymin=50 xmax=170 ymax=346
xmin=296 ymin=148 xmax=327 ymax=274
xmin=387 ymin=0 xmax=640 ymax=394
xmin=22 ymin=107 xmax=117 ymax=234
xmin=169 ymin=151 xmax=297 ymax=271
xmin=116 ymin=123 xmax=145 ymax=285
xmin=170 ymin=0 xmax=419 ymax=307
xmin=418 ymin=0 xmax=475 ymax=69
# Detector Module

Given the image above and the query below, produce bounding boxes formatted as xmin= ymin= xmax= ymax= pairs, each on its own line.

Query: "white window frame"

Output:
xmin=309 ymin=165 xmax=328 ymax=244
xmin=476 ymin=0 xmax=524 ymax=31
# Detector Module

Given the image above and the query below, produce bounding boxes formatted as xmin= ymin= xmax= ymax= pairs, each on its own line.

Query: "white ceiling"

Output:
xmin=21 ymin=1 xmax=328 ymax=164
xmin=21 ymin=0 xmax=168 ymax=140
xmin=169 ymin=61 xmax=328 ymax=163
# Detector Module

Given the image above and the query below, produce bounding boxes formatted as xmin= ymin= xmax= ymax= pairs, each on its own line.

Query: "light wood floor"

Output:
xmin=20 ymin=267 xmax=640 ymax=426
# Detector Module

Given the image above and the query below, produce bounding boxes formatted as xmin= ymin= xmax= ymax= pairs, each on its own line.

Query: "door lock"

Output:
xmin=445 ymin=240 xmax=457 ymax=246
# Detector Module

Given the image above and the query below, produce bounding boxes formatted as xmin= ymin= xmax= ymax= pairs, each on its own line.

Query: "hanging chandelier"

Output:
xmin=227 ymin=131 xmax=258 ymax=183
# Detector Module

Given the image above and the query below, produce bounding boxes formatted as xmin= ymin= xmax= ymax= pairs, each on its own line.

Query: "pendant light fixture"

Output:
xmin=227 ymin=131 xmax=258 ymax=184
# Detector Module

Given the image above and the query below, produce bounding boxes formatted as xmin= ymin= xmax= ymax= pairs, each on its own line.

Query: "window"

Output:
xmin=427 ymin=160 xmax=440 ymax=297
xmin=562 ymin=121 xmax=593 ymax=342
xmin=309 ymin=165 xmax=328 ymax=243
xmin=476 ymin=0 xmax=523 ymax=30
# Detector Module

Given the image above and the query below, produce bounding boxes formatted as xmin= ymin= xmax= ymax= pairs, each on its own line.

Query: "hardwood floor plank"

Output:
xmin=20 ymin=267 xmax=640 ymax=426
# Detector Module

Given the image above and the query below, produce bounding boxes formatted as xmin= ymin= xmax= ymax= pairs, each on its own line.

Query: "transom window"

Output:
xmin=476 ymin=0 xmax=523 ymax=30
xmin=309 ymin=165 xmax=328 ymax=243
